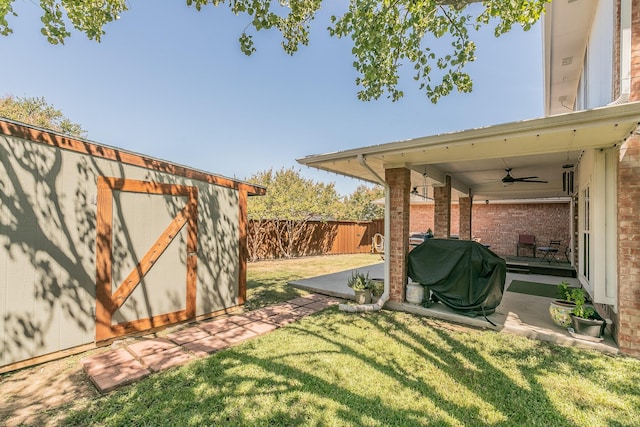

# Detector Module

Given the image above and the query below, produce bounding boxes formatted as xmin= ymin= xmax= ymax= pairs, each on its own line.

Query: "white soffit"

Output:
xmin=297 ymin=102 xmax=640 ymax=199
xmin=543 ymin=0 xmax=599 ymax=116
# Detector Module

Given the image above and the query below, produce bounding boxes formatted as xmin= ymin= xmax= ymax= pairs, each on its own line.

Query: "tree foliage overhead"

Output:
xmin=0 ymin=95 xmax=86 ymax=137
xmin=1 ymin=1 xmax=548 ymax=103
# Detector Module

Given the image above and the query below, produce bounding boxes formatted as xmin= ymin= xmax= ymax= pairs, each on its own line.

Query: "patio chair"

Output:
xmin=537 ymin=240 xmax=561 ymax=263
xmin=516 ymin=234 xmax=536 ymax=257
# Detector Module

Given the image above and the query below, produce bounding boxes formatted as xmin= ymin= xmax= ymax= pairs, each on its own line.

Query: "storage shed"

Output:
xmin=0 ymin=118 xmax=265 ymax=372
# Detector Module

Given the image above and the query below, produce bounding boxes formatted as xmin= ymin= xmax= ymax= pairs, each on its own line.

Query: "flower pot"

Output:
xmin=406 ymin=282 xmax=424 ymax=305
xmin=354 ymin=289 xmax=372 ymax=304
xmin=571 ymin=312 xmax=606 ymax=338
xmin=549 ymin=299 xmax=576 ymax=328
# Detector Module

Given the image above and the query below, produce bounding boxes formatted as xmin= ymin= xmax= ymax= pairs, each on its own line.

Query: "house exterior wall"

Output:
xmin=410 ymin=202 xmax=570 ymax=257
xmin=616 ymin=0 xmax=640 ymax=356
xmin=0 ymin=122 xmax=256 ymax=369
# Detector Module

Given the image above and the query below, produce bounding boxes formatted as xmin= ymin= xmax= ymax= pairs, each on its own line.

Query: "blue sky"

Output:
xmin=1 ymin=1 xmax=543 ymax=195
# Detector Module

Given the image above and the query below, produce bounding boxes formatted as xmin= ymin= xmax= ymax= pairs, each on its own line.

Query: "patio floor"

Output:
xmin=289 ymin=263 xmax=619 ymax=355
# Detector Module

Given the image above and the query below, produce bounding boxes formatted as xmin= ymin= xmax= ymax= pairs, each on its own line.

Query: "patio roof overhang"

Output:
xmin=297 ymin=102 xmax=640 ymax=201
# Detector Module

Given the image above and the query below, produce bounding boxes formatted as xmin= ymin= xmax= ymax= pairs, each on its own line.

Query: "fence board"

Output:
xmin=248 ymin=219 xmax=383 ymax=260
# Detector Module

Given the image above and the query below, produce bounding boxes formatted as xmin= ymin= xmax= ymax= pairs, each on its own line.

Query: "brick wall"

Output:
xmin=616 ymin=0 xmax=640 ymax=357
xmin=410 ymin=202 xmax=571 ymax=256
xmin=617 ymin=135 xmax=640 ymax=356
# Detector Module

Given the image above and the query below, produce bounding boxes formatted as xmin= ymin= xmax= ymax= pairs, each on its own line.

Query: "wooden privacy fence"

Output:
xmin=248 ymin=219 xmax=384 ymax=260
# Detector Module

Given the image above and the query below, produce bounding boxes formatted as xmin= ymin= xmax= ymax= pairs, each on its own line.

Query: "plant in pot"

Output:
xmin=549 ymin=281 xmax=576 ymax=328
xmin=369 ymin=278 xmax=384 ymax=303
xmin=347 ymin=271 xmax=372 ymax=304
xmin=567 ymin=288 xmax=606 ymax=338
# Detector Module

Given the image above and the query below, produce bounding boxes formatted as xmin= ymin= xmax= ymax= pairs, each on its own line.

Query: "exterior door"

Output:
xmin=95 ymin=177 xmax=198 ymax=341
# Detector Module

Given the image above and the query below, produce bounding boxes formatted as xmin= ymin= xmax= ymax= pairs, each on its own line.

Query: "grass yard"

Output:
xmin=244 ymin=253 xmax=382 ymax=310
xmin=60 ymin=254 xmax=640 ymax=426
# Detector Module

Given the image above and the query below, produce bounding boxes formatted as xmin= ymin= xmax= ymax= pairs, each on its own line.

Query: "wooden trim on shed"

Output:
xmin=0 ymin=119 xmax=265 ymax=196
xmin=95 ymin=177 xmax=199 ymax=341
xmin=0 ymin=304 xmax=246 ymax=373
xmin=238 ymin=190 xmax=248 ymax=305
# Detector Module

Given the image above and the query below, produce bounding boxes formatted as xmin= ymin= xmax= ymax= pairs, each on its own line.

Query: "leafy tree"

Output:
xmin=339 ymin=184 xmax=384 ymax=221
xmin=246 ymin=167 xmax=341 ymax=259
xmin=0 ymin=1 xmax=548 ymax=102
xmin=0 ymin=95 xmax=86 ymax=137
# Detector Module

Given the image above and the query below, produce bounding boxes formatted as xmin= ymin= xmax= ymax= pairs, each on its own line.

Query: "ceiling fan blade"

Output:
xmin=514 ymin=176 xmax=538 ymax=180
xmin=516 ymin=179 xmax=548 ymax=183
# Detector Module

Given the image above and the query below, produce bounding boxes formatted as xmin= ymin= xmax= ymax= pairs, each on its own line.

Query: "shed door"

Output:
xmin=95 ymin=177 xmax=198 ymax=341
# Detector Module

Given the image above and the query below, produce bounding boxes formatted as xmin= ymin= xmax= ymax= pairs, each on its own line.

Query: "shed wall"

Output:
xmin=1 ymin=133 xmax=242 ymax=367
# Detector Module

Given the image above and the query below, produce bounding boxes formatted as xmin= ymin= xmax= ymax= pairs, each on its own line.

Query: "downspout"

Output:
xmin=339 ymin=154 xmax=391 ymax=312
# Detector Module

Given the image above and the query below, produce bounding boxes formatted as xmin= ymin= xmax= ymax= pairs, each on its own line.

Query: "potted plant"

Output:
xmin=567 ymin=288 xmax=606 ymax=338
xmin=347 ymin=271 xmax=372 ymax=304
xmin=548 ymin=281 xmax=576 ymax=328
xmin=370 ymin=278 xmax=384 ymax=303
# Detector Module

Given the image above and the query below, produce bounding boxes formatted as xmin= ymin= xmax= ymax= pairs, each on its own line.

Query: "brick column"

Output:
xmin=616 ymin=0 xmax=640 ymax=356
xmin=385 ymin=167 xmax=411 ymax=303
xmin=459 ymin=196 xmax=473 ymax=240
xmin=617 ymin=134 xmax=640 ymax=357
xmin=433 ymin=175 xmax=452 ymax=238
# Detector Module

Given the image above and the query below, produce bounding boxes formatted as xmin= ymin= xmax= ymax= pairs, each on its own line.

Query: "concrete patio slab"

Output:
xmin=80 ymin=295 xmax=343 ymax=393
xmin=290 ymin=266 xmax=619 ymax=355
xmin=80 ymin=348 xmax=150 ymax=393
xmin=244 ymin=320 xmax=279 ymax=335
xmin=182 ymin=335 xmax=230 ymax=358
xmin=127 ymin=338 xmax=177 ymax=358
xmin=216 ymin=326 xmax=259 ymax=345
xmin=200 ymin=317 xmax=244 ymax=335
xmin=140 ymin=346 xmax=194 ymax=373
xmin=165 ymin=327 xmax=210 ymax=345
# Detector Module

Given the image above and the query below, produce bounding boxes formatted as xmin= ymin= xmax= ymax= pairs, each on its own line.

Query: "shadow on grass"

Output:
xmin=64 ymin=308 xmax=639 ymax=426
xmin=244 ymin=277 xmax=308 ymax=311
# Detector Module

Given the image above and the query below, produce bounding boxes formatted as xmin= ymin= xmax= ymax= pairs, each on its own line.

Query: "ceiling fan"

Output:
xmin=501 ymin=168 xmax=548 ymax=185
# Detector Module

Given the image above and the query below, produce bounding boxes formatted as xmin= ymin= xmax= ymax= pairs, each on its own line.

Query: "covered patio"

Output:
xmin=298 ymin=102 xmax=640 ymax=354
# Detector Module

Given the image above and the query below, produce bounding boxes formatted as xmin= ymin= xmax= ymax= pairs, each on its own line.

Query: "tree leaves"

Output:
xmin=1 ymin=0 xmax=548 ymax=102
xmin=0 ymin=95 xmax=86 ymax=137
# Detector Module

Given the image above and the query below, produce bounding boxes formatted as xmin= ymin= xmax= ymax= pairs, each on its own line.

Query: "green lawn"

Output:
xmin=64 ymin=255 xmax=640 ymax=426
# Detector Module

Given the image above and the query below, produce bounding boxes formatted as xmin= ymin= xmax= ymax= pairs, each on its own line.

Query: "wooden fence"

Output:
xmin=247 ymin=219 xmax=384 ymax=260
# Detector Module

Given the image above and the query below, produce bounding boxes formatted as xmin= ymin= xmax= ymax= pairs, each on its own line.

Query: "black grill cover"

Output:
xmin=407 ymin=239 xmax=506 ymax=315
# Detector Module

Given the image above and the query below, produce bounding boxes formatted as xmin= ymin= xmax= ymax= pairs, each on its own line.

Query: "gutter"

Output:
xmin=339 ymin=154 xmax=390 ymax=312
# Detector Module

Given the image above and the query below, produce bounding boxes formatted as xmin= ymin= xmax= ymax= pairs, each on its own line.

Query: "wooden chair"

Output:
xmin=516 ymin=234 xmax=536 ymax=257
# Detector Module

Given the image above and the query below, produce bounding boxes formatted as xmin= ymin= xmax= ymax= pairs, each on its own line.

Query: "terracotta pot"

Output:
xmin=549 ymin=299 xmax=575 ymax=328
